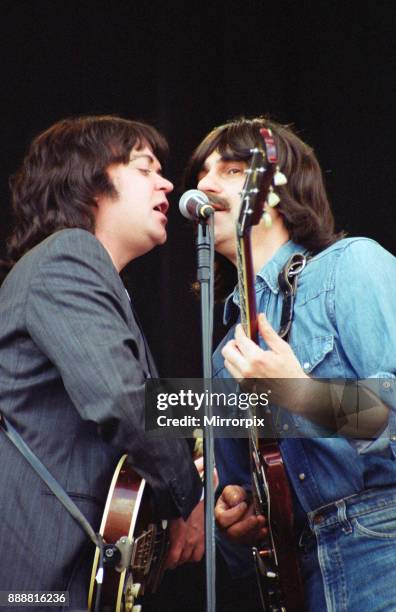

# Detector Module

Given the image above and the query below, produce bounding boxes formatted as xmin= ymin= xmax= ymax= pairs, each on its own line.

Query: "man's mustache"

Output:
xmin=207 ymin=195 xmax=230 ymax=211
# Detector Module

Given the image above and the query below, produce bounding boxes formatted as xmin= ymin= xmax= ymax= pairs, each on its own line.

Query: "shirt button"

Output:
xmin=298 ymin=473 xmax=306 ymax=481
xmin=383 ymin=381 xmax=391 ymax=389
xmin=283 ymin=424 xmax=289 ymax=431
xmin=303 ymin=362 xmax=310 ymax=370
xmin=314 ymin=514 xmax=324 ymax=524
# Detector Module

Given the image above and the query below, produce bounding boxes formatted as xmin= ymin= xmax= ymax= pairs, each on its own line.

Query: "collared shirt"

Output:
xmin=213 ymin=238 xmax=396 ymax=574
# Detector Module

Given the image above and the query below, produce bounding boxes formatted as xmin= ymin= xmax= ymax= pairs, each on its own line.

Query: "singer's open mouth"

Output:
xmin=153 ymin=201 xmax=169 ymax=214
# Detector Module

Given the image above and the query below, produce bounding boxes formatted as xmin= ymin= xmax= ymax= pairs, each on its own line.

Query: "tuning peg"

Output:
xmin=267 ymin=190 xmax=280 ymax=207
xmin=273 ymin=168 xmax=287 ymax=186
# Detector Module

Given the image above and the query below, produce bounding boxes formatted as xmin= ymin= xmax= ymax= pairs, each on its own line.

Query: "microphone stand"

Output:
xmin=196 ymin=216 xmax=216 ymax=612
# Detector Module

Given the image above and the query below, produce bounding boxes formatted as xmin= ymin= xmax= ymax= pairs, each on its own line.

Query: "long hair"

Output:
xmin=185 ymin=116 xmax=344 ymax=255
xmin=184 ymin=116 xmax=345 ymax=301
xmin=3 ymin=115 xmax=168 ymax=270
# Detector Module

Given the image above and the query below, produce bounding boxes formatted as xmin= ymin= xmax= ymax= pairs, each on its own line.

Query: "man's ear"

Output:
xmin=92 ymin=194 xmax=103 ymax=212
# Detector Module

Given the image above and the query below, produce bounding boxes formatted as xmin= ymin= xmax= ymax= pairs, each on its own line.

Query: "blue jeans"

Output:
xmin=298 ymin=487 xmax=396 ymax=611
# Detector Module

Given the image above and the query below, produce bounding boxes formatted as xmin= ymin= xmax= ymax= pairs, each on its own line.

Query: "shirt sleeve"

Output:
xmin=333 ymin=239 xmax=396 ymax=453
xmin=25 ymin=229 xmax=201 ymax=518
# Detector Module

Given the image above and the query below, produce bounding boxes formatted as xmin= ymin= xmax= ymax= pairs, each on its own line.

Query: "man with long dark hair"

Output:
xmin=186 ymin=117 xmax=396 ymax=610
xmin=0 ymin=116 xmax=203 ymax=608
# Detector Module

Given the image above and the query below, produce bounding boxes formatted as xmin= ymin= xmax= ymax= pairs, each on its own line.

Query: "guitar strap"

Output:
xmin=0 ymin=414 xmax=100 ymax=549
xmin=277 ymin=253 xmax=309 ymax=341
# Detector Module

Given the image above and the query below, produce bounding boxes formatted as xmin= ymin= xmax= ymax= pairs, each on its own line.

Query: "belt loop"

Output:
xmin=335 ymin=499 xmax=352 ymax=534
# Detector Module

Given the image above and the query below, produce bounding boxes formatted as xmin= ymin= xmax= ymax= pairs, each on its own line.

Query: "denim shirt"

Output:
xmin=214 ymin=238 xmax=396 ymax=572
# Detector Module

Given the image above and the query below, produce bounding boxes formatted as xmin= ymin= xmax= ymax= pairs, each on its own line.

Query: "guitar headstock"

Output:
xmin=237 ymin=128 xmax=286 ymax=237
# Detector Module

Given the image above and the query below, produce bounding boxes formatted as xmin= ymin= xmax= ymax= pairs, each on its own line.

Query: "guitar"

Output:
xmin=236 ymin=128 xmax=305 ymax=611
xmin=88 ymin=455 xmax=168 ymax=612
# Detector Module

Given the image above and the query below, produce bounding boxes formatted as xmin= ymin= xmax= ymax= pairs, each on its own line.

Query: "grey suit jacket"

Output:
xmin=0 ymin=229 xmax=201 ymax=606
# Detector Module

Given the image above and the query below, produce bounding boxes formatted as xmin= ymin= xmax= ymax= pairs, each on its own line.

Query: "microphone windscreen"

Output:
xmin=179 ymin=189 xmax=210 ymax=220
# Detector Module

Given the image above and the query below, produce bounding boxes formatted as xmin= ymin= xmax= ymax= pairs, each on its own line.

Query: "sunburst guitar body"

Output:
xmin=88 ymin=455 xmax=168 ymax=612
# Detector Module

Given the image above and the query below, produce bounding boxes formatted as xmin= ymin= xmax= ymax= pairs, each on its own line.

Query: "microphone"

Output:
xmin=179 ymin=189 xmax=215 ymax=220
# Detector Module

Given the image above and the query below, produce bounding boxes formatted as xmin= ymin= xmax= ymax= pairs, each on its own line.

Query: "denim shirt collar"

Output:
xmin=223 ymin=240 xmax=307 ymax=324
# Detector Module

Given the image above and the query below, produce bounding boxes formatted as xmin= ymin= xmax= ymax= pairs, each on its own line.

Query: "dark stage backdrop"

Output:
xmin=1 ymin=1 xmax=395 ymax=377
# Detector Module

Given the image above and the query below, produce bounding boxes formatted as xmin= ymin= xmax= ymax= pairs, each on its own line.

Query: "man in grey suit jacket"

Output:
xmin=0 ymin=116 xmax=203 ymax=610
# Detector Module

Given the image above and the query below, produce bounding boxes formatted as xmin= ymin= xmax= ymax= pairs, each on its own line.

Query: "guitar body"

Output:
xmin=236 ymin=128 xmax=305 ymax=610
xmin=251 ymin=439 xmax=305 ymax=611
xmin=88 ymin=455 xmax=168 ymax=612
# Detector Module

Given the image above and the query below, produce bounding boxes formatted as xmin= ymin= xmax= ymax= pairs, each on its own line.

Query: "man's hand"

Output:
xmin=221 ymin=313 xmax=309 ymax=411
xmin=165 ymin=499 xmax=204 ymax=569
xmin=221 ymin=313 xmax=390 ymax=437
xmin=215 ymin=485 xmax=267 ymax=545
xmin=165 ymin=456 xmax=209 ymax=570
xmin=222 ymin=313 xmax=308 ymax=381
xmin=165 ymin=455 xmax=219 ymax=569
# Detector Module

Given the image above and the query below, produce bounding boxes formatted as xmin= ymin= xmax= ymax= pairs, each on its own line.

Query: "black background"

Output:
xmin=1 ymin=0 xmax=395 ymax=377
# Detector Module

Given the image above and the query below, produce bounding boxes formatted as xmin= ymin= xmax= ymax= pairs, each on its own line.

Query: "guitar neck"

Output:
xmin=235 ymin=128 xmax=278 ymax=344
xmin=237 ymin=231 xmax=258 ymax=344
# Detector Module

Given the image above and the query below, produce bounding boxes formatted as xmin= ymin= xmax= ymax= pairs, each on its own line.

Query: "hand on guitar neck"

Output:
xmin=222 ymin=313 xmax=390 ymax=436
xmin=222 ymin=313 xmax=308 ymax=383
xmin=215 ymin=485 xmax=267 ymax=545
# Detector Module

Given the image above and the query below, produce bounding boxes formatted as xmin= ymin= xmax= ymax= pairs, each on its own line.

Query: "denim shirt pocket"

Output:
xmin=291 ymin=335 xmax=337 ymax=436
xmin=293 ymin=335 xmax=335 ymax=376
